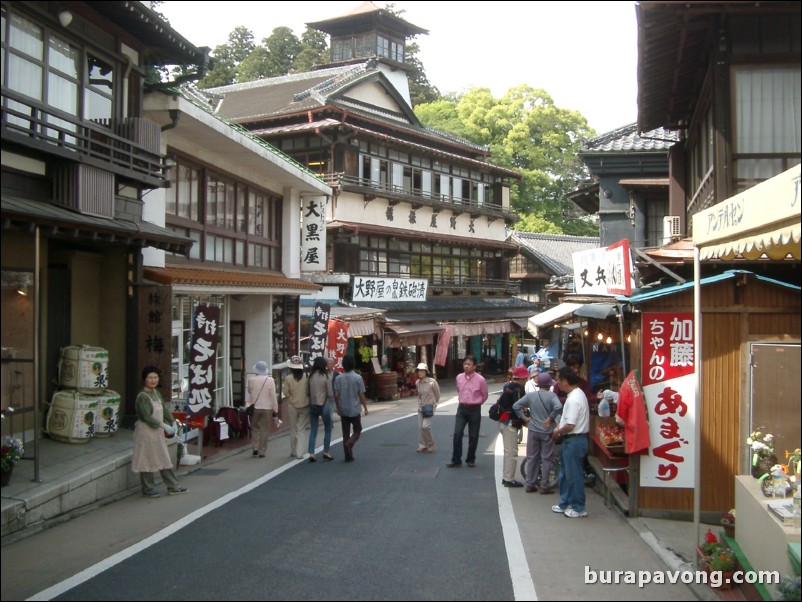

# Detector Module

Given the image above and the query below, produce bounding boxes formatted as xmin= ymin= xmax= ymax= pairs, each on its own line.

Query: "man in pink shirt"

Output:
xmin=447 ymin=355 xmax=489 ymax=468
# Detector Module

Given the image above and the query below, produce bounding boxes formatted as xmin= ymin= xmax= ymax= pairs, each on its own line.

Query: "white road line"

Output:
xmin=495 ymin=433 xmax=538 ymax=601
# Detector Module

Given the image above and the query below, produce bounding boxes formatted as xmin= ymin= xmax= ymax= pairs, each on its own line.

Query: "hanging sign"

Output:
xmin=572 ymin=239 xmax=634 ymax=296
xmin=434 ymin=324 xmax=453 ymax=367
xmin=351 ymin=276 xmax=428 ymax=302
xmin=639 ymin=312 xmax=695 ymax=488
xmin=301 ymin=196 xmax=327 ymax=272
xmin=326 ymin=319 xmax=349 ymax=372
xmin=188 ymin=304 xmax=219 ymax=416
xmin=309 ymin=302 xmax=331 ymax=363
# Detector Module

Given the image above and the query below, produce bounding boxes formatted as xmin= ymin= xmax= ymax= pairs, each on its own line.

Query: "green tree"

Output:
xmin=415 ymin=85 xmax=597 ymax=235
xmin=406 ymin=41 xmax=440 ymax=106
xmin=292 ymin=28 xmax=328 ymax=73
xmin=198 ymin=26 xmax=256 ymax=88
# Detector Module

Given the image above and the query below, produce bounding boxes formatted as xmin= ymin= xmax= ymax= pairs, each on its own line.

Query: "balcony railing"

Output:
xmin=1 ymin=90 xmax=165 ymax=187
xmin=428 ymin=275 xmax=520 ymax=295
xmin=323 ymin=173 xmax=518 ymax=223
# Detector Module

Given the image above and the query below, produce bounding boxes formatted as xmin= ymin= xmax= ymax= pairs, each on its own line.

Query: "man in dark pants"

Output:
xmin=446 ymin=355 xmax=489 ymax=468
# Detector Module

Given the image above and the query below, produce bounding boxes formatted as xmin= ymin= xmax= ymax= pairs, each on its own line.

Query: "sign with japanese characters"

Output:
xmin=137 ymin=285 xmax=172 ymax=395
xmin=572 ymin=239 xmax=634 ymax=296
xmin=188 ymin=304 xmax=220 ymax=416
xmin=308 ymin=302 xmax=331 ymax=363
xmin=640 ymin=312 xmax=696 ymax=488
xmin=301 ymin=196 xmax=327 ymax=272
xmin=326 ymin=319 xmax=349 ymax=372
xmin=351 ymin=276 xmax=428 ymax=303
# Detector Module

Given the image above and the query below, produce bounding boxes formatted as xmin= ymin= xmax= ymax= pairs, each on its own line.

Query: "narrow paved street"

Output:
xmin=4 ymin=396 xmax=699 ymax=601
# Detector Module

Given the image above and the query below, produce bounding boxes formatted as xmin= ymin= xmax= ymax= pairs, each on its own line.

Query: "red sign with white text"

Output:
xmin=325 ymin=319 xmax=349 ymax=373
xmin=640 ymin=312 xmax=696 ymax=488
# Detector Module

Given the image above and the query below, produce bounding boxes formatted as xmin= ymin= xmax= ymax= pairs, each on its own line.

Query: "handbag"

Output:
xmin=310 ymin=403 xmax=324 ymax=417
xmin=421 ymin=404 xmax=434 ymax=418
xmin=488 ymin=402 xmax=502 ymax=421
xmin=245 ymin=404 xmax=255 ymax=417
xmin=247 ymin=376 xmax=269 ymax=417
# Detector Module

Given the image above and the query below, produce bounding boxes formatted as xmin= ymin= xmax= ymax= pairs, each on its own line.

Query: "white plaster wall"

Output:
xmin=283 ymin=187 xmax=302 ymax=278
xmin=230 ymin=294 xmax=273 ymax=374
xmin=343 ymin=81 xmax=404 ymax=113
xmin=331 ymin=192 xmax=508 ymax=241
xmin=377 ymin=65 xmax=412 ymax=107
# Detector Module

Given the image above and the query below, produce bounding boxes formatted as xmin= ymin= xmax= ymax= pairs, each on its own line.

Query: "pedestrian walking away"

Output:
xmin=551 ymin=367 xmax=590 ymax=518
xmin=307 ymin=356 xmax=335 ymax=462
xmin=131 ymin=365 xmax=187 ymax=498
xmin=514 ymin=371 xmax=562 ymax=493
xmin=447 ymin=355 xmax=488 ymax=468
xmin=415 ymin=362 xmax=440 ymax=453
xmin=282 ymin=355 xmax=310 ymax=459
xmin=498 ymin=365 xmax=528 ymax=487
xmin=333 ymin=354 xmax=368 ymax=462
xmin=246 ymin=360 xmax=279 ymax=458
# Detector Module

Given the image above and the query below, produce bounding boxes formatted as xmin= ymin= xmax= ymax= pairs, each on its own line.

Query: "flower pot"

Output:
xmin=722 ymin=522 xmax=735 ymax=539
xmin=0 ymin=465 xmax=12 ymax=487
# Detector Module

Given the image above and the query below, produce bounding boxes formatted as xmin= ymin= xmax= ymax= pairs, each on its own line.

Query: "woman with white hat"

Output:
xmin=246 ymin=361 xmax=278 ymax=458
xmin=415 ymin=363 xmax=440 ymax=453
xmin=282 ymin=355 xmax=310 ymax=459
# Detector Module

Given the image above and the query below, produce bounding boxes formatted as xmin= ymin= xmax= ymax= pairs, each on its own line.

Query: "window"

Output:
xmin=732 ymin=68 xmax=801 ymax=192
xmin=1 ymin=6 xmax=117 ymax=133
xmin=165 ymin=153 xmax=281 ymax=269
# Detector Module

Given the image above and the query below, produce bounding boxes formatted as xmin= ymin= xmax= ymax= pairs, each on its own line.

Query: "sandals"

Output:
xmin=323 ymin=453 xmax=333 ymax=461
xmin=308 ymin=455 xmax=317 ymax=463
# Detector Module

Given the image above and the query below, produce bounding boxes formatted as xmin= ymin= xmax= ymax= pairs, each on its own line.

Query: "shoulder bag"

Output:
xmin=247 ymin=376 xmax=268 ymax=416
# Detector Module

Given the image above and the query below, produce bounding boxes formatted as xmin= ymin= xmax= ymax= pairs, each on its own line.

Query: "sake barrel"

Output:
xmin=91 ymin=390 xmax=121 ymax=437
xmin=46 ymin=390 xmax=99 ymax=443
xmin=373 ymin=371 xmax=398 ymax=400
xmin=58 ymin=345 xmax=109 ymax=394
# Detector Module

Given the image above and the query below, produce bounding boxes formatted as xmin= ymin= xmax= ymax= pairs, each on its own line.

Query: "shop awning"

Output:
xmin=384 ymin=322 xmax=443 ymax=348
xmin=447 ymin=320 xmax=517 ymax=337
xmin=527 ymin=303 xmax=583 ymax=337
xmin=692 ymin=165 xmax=801 ymax=261
xmin=574 ymin=303 xmax=618 ymax=320
xmin=348 ymin=319 xmax=376 ymax=337
xmin=144 ymin=265 xmax=321 ymax=295
xmin=2 ymin=195 xmax=193 ymax=254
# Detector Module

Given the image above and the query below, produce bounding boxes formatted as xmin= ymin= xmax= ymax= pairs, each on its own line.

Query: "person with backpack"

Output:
xmin=514 ymin=372 xmax=563 ymax=493
xmin=497 ymin=365 xmax=529 ymax=487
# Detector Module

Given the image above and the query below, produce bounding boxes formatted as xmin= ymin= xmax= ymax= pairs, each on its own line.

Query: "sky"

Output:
xmin=157 ymin=1 xmax=640 ymax=135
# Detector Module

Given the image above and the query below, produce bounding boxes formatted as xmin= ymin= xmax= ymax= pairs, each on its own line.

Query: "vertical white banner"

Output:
xmin=301 ymin=196 xmax=327 ymax=272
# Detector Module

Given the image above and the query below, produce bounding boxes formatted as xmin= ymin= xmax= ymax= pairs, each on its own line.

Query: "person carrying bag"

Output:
xmin=246 ymin=361 xmax=279 ymax=459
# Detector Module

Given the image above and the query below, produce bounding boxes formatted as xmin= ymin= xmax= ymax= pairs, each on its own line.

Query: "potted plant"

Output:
xmin=697 ymin=529 xmax=723 ymax=565
xmin=720 ymin=509 xmax=735 ymax=538
xmin=747 ymin=429 xmax=777 ymax=479
xmin=1 ymin=436 xmax=24 ymax=487
xmin=706 ymin=547 xmax=738 ymax=589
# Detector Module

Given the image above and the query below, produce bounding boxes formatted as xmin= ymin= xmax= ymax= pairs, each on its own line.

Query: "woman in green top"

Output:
xmin=132 ymin=365 xmax=187 ymax=498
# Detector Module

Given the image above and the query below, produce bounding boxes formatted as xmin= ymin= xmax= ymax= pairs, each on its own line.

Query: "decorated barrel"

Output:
xmin=46 ymin=390 xmax=99 ymax=443
xmin=91 ymin=390 xmax=121 ymax=437
xmin=58 ymin=345 xmax=109 ymax=394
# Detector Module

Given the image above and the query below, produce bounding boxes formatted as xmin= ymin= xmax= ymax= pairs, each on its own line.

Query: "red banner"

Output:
xmin=326 ymin=319 xmax=349 ymax=372
xmin=434 ymin=324 xmax=453 ymax=367
xmin=641 ymin=312 xmax=694 ymax=386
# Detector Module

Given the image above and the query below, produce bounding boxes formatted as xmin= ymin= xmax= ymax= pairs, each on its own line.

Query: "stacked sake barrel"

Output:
xmin=46 ymin=345 xmax=121 ymax=443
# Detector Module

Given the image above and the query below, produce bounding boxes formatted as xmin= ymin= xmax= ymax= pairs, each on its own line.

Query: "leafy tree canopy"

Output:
xmin=415 ymin=85 xmax=598 ymax=236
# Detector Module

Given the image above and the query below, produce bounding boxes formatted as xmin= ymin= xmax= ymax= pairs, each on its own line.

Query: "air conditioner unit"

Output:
xmin=663 ymin=215 xmax=681 ymax=245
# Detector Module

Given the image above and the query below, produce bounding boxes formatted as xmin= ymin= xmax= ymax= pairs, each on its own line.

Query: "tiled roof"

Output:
xmin=581 ymin=123 xmax=678 ymax=153
xmin=144 ymin=265 xmax=320 ymax=292
xmin=511 ymin=231 xmax=600 ymax=276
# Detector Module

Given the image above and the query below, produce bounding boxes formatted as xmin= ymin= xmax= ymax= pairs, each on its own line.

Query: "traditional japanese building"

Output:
xmin=204 ymin=2 xmax=536 ymax=381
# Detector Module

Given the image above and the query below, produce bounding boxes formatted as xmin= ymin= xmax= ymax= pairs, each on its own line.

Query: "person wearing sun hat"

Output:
xmin=246 ymin=360 xmax=278 ymax=458
xmin=496 ymin=365 xmax=529 ymax=487
xmin=281 ymin=355 xmax=310 ymax=459
xmin=415 ymin=362 xmax=440 ymax=453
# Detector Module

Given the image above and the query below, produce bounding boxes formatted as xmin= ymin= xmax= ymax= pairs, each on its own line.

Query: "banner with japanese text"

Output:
xmin=434 ymin=324 xmax=453 ymax=367
xmin=640 ymin=312 xmax=695 ymax=488
xmin=188 ymin=304 xmax=220 ymax=416
xmin=572 ymin=239 xmax=634 ymax=296
xmin=326 ymin=319 xmax=349 ymax=372
xmin=308 ymin=302 xmax=331 ymax=363
xmin=351 ymin=276 xmax=428 ymax=302
xmin=301 ymin=196 xmax=327 ymax=272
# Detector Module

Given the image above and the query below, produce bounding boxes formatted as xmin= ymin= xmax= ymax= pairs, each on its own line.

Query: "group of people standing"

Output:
xmin=246 ymin=354 xmax=368 ymax=463
xmin=131 ymin=351 xmax=591 ymax=519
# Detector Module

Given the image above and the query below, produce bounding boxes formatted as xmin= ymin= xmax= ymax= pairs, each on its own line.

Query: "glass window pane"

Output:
xmin=8 ymin=54 xmax=42 ymax=100
xmin=84 ymin=88 xmax=111 ymax=121
xmin=48 ymin=36 xmax=78 ymax=78
xmin=87 ymin=54 xmax=113 ymax=93
xmin=47 ymin=73 xmax=77 ymax=114
xmin=9 ymin=13 xmax=42 ymax=59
